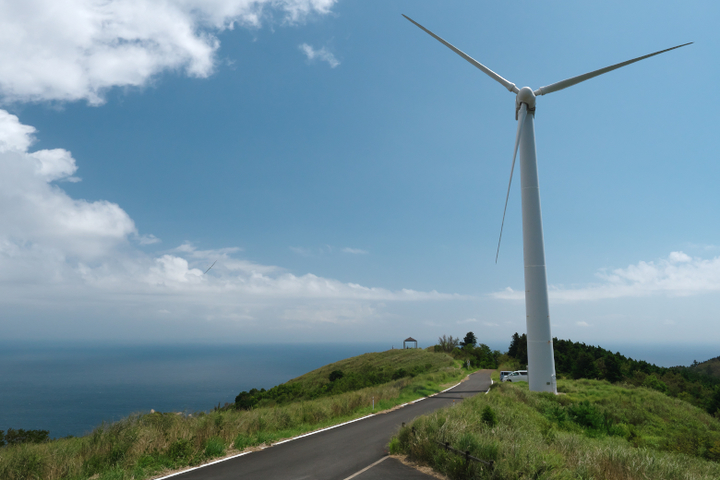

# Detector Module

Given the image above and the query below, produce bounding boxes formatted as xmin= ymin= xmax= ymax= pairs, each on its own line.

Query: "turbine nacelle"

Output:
xmin=515 ymin=86 xmax=536 ymax=119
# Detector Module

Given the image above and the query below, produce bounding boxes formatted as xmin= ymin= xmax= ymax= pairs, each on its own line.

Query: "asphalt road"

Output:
xmin=171 ymin=370 xmax=492 ymax=480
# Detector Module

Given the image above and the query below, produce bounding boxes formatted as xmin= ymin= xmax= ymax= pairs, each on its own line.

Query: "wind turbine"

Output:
xmin=403 ymin=14 xmax=691 ymax=393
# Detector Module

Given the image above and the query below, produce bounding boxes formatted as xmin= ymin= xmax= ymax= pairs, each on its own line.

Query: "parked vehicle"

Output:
xmin=499 ymin=371 xmax=513 ymax=382
xmin=502 ymin=370 xmax=528 ymax=382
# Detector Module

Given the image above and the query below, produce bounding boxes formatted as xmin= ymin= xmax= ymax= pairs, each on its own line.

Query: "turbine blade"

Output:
xmin=496 ymin=104 xmax=527 ymax=263
xmin=402 ymin=14 xmax=519 ymax=93
xmin=204 ymin=260 xmax=217 ymax=274
xmin=534 ymin=42 xmax=692 ymax=96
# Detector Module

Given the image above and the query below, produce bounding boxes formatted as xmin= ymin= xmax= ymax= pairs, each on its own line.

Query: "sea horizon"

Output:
xmin=1 ymin=340 xmax=716 ymax=439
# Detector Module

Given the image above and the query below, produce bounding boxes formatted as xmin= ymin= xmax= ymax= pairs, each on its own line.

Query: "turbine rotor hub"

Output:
xmin=516 ymin=86 xmax=536 ymax=108
xmin=515 ymin=86 xmax=536 ymax=119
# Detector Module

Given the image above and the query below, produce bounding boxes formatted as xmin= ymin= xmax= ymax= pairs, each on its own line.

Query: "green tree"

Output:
xmin=461 ymin=332 xmax=477 ymax=348
xmin=508 ymin=332 xmax=528 ymax=365
xmin=572 ymin=352 xmax=599 ymax=379
xmin=709 ymin=386 xmax=720 ymax=416
xmin=436 ymin=334 xmax=460 ymax=353
xmin=602 ymin=354 xmax=623 ymax=383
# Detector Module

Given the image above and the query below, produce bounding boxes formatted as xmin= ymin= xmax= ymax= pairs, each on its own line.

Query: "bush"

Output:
xmin=0 ymin=429 xmax=50 ymax=447
xmin=642 ymin=374 xmax=669 ymax=393
xmin=481 ymin=405 xmax=497 ymax=427
xmin=167 ymin=439 xmax=194 ymax=462
xmin=436 ymin=335 xmax=460 ymax=353
xmin=203 ymin=437 xmax=226 ymax=458
xmin=392 ymin=368 xmax=408 ymax=380
xmin=567 ymin=401 xmax=608 ymax=432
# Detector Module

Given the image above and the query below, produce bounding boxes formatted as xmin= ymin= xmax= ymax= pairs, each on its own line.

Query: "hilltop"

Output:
xmin=691 ymin=356 xmax=720 ymax=379
xmin=233 ymin=348 xmax=457 ymax=409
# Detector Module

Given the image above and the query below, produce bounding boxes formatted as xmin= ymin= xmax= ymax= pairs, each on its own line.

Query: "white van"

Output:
xmin=499 ymin=371 xmax=513 ymax=382
xmin=502 ymin=370 xmax=528 ymax=382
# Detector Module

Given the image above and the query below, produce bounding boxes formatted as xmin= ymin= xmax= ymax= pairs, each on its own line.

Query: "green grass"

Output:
xmin=0 ymin=349 xmax=465 ymax=480
xmin=391 ymin=377 xmax=720 ymax=479
xmin=287 ymin=348 xmax=456 ymax=390
xmin=235 ymin=348 xmax=458 ymax=409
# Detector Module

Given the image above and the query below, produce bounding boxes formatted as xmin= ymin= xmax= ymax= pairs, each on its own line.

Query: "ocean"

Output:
xmin=0 ymin=341 xmax=716 ymax=439
xmin=0 ymin=342 xmax=388 ymax=439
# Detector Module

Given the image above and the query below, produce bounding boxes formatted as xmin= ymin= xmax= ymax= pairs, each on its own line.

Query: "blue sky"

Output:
xmin=0 ymin=0 xmax=718 ymax=349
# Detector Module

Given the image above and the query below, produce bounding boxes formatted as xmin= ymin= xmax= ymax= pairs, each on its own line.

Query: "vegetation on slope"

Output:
xmin=0 ymin=349 xmax=465 ymax=480
xmin=506 ymin=333 xmax=720 ymax=415
xmin=690 ymin=356 xmax=720 ymax=380
xmin=391 ymin=379 xmax=720 ymax=479
xmin=235 ymin=348 xmax=456 ymax=409
xmin=433 ymin=333 xmax=501 ymax=370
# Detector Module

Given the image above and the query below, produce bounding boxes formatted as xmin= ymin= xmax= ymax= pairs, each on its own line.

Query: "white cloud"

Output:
xmin=342 ymin=247 xmax=368 ymax=255
xmin=282 ymin=303 xmax=376 ymax=324
xmin=299 ymin=43 xmax=339 ymax=68
xmin=0 ymin=0 xmax=337 ymax=104
xmin=457 ymin=318 xmax=478 ymax=324
xmin=137 ymin=233 xmax=161 ymax=245
xmin=290 ymin=246 xmax=312 ymax=256
xmin=576 ymin=321 xmax=590 ymax=327
xmin=0 ymin=112 xmax=468 ymax=339
xmin=492 ymin=251 xmax=720 ymax=302
xmin=0 ymin=111 xmax=136 ymax=261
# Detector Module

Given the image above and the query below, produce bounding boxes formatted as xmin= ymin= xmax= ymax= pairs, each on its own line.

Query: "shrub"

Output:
xmin=567 ymin=401 xmax=608 ymax=432
xmin=1 ymin=429 xmax=50 ymax=446
xmin=643 ymin=374 xmax=669 ymax=393
xmin=481 ymin=405 xmax=497 ymax=427
xmin=392 ymin=368 xmax=408 ymax=380
xmin=203 ymin=437 xmax=226 ymax=458
xmin=436 ymin=335 xmax=460 ymax=353
xmin=167 ymin=439 xmax=194 ymax=462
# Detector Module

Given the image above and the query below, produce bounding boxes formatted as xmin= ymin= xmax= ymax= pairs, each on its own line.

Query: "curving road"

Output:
xmin=168 ymin=370 xmax=492 ymax=480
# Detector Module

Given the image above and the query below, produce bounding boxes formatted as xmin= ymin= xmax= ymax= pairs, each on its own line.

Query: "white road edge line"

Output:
xmin=342 ymin=456 xmax=389 ymax=480
xmin=273 ymin=414 xmax=376 ymax=445
xmin=486 ymin=379 xmax=493 ymax=394
xmin=152 ymin=374 xmax=478 ymax=480
xmin=153 ymin=451 xmax=252 ymax=480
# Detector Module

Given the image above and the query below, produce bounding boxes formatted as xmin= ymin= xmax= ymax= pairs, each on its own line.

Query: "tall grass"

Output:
xmin=391 ymin=379 xmax=720 ymax=479
xmin=0 ymin=357 xmax=463 ymax=480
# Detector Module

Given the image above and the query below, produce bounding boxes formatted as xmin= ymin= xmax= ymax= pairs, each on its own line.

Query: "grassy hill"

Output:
xmin=233 ymin=348 xmax=457 ymax=409
xmin=0 ymin=348 xmax=464 ymax=480
xmin=288 ymin=348 xmax=456 ymax=388
xmin=391 ymin=377 xmax=720 ymax=479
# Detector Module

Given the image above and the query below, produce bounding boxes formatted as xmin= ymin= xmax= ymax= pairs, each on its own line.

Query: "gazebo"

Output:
xmin=403 ymin=337 xmax=418 ymax=349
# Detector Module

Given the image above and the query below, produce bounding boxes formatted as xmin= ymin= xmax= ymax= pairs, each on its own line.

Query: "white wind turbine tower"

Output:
xmin=403 ymin=14 xmax=691 ymax=393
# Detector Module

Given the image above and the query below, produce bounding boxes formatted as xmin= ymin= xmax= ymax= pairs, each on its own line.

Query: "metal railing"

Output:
xmin=402 ymin=423 xmax=494 ymax=468
xmin=434 ymin=440 xmax=494 ymax=468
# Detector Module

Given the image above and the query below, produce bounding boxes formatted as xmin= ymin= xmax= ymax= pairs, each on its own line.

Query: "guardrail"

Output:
xmin=402 ymin=423 xmax=494 ymax=469
xmin=434 ymin=440 xmax=494 ymax=468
